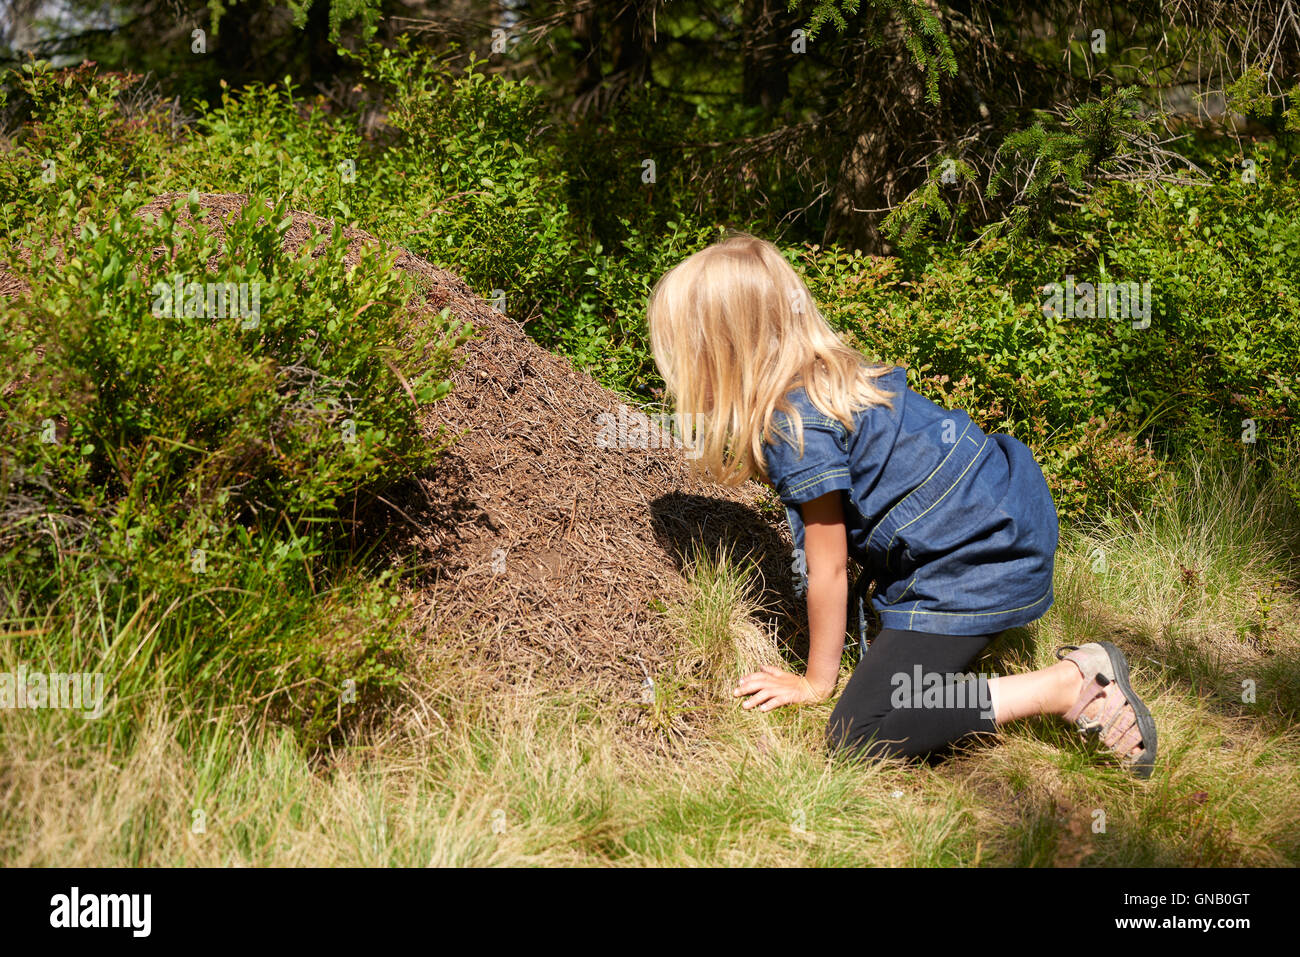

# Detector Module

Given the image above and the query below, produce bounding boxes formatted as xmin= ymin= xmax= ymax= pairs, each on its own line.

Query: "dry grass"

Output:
xmin=4 ymin=457 xmax=1298 ymax=867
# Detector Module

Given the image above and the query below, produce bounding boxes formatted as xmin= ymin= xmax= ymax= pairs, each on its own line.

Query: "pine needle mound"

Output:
xmin=5 ymin=193 xmax=799 ymax=703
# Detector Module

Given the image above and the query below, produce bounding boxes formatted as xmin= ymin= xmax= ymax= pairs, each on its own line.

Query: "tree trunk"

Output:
xmin=821 ymin=33 xmax=927 ymax=255
xmin=742 ymin=0 xmax=795 ymax=111
xmin=571 ymin=1 xmax=603 ymax=100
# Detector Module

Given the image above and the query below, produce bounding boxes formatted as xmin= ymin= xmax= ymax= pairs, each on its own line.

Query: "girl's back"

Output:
xmin=765 ymin=365 xmax=1059 ymax=636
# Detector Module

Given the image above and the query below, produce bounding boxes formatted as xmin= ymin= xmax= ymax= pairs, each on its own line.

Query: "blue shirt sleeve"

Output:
xmin=763 ymin=411 xmax=853 ymax=507
xmin=763 ymin=408 xmax=853 ymax=601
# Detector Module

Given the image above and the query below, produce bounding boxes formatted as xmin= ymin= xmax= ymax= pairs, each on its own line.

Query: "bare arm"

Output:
xmin=801 ymin=491 xmax=848 ymax=698
xmin=734 ymin=490 xmax=847 ymax=710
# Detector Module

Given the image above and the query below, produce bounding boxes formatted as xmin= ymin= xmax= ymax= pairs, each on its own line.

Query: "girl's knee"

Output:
xmin=825 ymin=707 xmax=890 ymax=756
xmin=826 ymin=699 xmax=930 ymax=760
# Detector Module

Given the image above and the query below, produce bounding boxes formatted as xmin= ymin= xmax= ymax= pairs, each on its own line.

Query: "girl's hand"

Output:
xmin=733 ymin=666 xmax=833 ymax=711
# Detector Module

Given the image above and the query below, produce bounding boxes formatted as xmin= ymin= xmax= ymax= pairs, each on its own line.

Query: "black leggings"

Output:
xmin=826 ymin=628 xmax=999 ymax=760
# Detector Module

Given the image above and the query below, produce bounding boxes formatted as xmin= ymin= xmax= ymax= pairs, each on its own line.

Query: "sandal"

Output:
xmin=1056 ymin=641 xmax=1158 ymax=779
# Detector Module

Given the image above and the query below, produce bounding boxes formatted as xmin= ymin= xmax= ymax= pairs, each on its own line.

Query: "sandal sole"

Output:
xmin=1095 ymin=640 xmax=1158 ymax=779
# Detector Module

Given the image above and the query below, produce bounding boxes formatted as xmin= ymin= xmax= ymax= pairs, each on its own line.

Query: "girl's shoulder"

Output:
xmin=872 ymin=363 xmax=909 ymax=390
xmin=763 ymin=366 xmax=903 ymax=505
xmin=769 ymin=390 xmax=844 ymax=451
xmin=771 ymin=363 xmax=907 ymax=438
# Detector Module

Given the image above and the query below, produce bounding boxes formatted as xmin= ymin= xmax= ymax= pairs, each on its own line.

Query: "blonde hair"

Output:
xmin=647 ymin=232 xmax=895 ymax=486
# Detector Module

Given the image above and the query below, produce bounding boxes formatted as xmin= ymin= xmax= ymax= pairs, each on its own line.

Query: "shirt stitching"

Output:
xmin=866 ymin=419 xmax=974 ymax=558
xmin=891 ymin=588 xmax=1053 ymax=621
xmin=885 ymin=435 xmax=990 ymax=563
xmin=787 ymin=468 xmax=851 ymax=498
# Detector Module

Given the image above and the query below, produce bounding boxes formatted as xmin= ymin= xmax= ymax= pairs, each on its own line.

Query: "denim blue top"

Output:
xmin=763 ymin=365 xmax=1058 ymax=638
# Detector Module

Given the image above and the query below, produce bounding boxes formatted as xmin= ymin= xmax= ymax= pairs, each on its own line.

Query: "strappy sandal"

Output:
xmin=1056 ymin=641 xmax=1158 ymax=779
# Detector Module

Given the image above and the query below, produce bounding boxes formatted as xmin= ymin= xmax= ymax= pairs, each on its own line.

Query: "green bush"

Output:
xmin=0 ymin=61 xmax=177 ymax=234
xmin=349 ymin=40 xmax=580 ymax=321
xmin=1 ymin=184 xmax=465 ymax=742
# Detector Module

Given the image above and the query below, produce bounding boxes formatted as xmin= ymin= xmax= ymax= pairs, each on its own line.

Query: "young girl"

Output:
xmin=647 ymin=233 xmax=1158 ymax=777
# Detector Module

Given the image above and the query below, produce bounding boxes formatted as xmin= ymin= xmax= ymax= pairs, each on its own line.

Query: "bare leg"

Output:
xmin=987 ymin=659 xmax=1143 ymax=759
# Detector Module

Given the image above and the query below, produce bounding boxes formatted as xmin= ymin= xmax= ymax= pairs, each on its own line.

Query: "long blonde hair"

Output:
xmin=647 ymin=232 xmax=895 ymax=486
